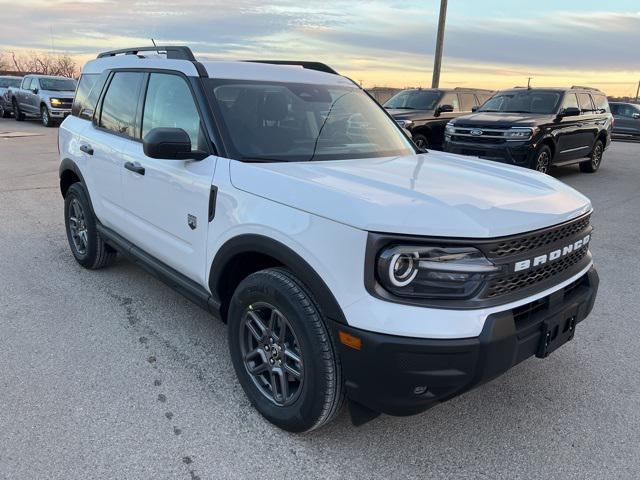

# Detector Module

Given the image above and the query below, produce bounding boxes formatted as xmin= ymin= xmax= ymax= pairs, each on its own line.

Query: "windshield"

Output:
xmin=0 ymin=78 xmax=21 ymax=88
xmin=208 ymin=80 xmax=414 ymax=162
xmin=478 ymin=90 xmax=561 ymax=114
xmin=39 ymin=78 xmax=77 ymax=92
xmin=383 ymin=90 xmax=441 ymax=110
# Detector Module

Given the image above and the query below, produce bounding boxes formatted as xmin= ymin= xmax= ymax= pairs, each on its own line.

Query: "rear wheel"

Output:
xmin=532 ymin=145 xmax=552 ymax=174
xmin=228 ymin=268 xmax=343 ymax=432
xmin=13 ymin=99 xmax=25 ymax=121
xmin=579 ymin=140 xmax=603 ymax=173
xmin=64 ymin=183 xmax=117 ymax=269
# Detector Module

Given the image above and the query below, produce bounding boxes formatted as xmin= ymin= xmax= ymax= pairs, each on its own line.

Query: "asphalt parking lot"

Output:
xmin=1 ymin=117 xmax=639 ymax=480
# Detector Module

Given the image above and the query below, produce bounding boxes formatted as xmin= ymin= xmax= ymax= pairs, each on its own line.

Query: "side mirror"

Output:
xmin=143 ymin=128 xmax=207 ymax=160
xmin=633 ymin=112 xmax=640 ymax=120
xmin=437 ymin=104 xmax=454 ymax=115
xmin=31 ymin=88 xmax=38 ymax=94
xmin=558 ymin=107 xmax=581 ymax=118
xmin=471 ymin=106 xmax=479 ymax=112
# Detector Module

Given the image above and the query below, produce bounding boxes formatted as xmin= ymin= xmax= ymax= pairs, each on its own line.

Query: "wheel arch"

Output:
xmin=209 ymin=234 xmax=348 ymax=326
xmin=538 ymin=136 xmax=556 ymax=160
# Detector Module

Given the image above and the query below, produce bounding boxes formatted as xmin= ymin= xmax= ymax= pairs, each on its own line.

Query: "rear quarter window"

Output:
xmin=72 ymin=73 xmax=108 ymax=120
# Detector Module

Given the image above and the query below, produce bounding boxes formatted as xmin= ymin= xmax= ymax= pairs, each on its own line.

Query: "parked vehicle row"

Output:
xmin=4 ymin=74 xmax=76 ymax=126
xmin=58 ymin=46 xmax=599 ymax=432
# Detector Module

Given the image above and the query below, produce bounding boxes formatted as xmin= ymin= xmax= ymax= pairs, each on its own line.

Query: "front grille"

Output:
xmin=485 ymin=246 xmax=589 ymax=298
xmin=452 ymin=135 xmax=506 ymax=144
xmin=487 ymin=214 xmax=591 ymax=258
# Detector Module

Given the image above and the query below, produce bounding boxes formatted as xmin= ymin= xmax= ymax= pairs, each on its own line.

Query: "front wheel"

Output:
xmin=41 ymin=105 xmax=54 ymax=127
xmin=532 ymin=145 xmax=552 ymax=174
xmin=412 ymin=133 xmax=429 ymax=150
xmin=228 ymin=268 xmax=344 ymax=432
xmin=579 ymin=140 xmax=604 ymax=173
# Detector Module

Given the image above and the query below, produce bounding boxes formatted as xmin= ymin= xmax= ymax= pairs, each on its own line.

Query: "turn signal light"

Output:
xmin=338 ymin=331 xmax=362 ymax=350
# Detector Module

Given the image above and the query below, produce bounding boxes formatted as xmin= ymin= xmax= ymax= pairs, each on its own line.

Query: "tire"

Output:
xmin=531 ymin=145 xmax=552 ymax=174
xmin=41 ymin=104 xmax=55 ymax=127
xmin=412 ymin=133 xmax=429 ymax=150
xmin=228 ymin=268 xmax=344 ymax=432
xmin=0 ymin=104 xmax=11 ymax=118
xmin=579 ymin=140 xmax=604 ymax=173
xmin=13 ymin=99 xmax=25 ymax=121
xmin=64 ymin=183 xmax=117 ymax=269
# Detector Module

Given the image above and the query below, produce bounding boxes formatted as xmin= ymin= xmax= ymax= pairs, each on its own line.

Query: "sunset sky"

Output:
xmin=1 ymin=0 xmax=639 ymax=97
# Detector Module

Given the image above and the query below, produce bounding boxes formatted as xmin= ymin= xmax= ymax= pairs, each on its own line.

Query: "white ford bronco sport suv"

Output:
xmin=59 ymin=46 xmax=599 ymax=432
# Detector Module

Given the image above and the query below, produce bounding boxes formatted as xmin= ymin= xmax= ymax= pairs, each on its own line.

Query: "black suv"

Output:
xmin=383 ymin=87 xmax=494 ymax=150
xmin=610 ymin=102 xmax=640 ymax=138
xmin=444 ymin=87 xmax=613 ymax=174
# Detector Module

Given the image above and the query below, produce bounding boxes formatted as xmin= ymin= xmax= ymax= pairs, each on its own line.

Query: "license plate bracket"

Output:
xmin=536 ymin=307 xmax=578 ymax=358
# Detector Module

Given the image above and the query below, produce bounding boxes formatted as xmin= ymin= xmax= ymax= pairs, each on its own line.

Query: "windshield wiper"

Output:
xmin=241 ymin=157 xmax=288 ymax=163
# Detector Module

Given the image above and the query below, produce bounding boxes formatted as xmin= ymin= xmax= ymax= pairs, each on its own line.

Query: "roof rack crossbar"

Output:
xmin=244 ymin=60 xmax=338 ymax=75
xmin=97 ymin=46 xmax=196 ymax=61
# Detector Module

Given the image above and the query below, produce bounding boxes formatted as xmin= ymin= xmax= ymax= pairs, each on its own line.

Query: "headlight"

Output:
xmin=50 ymin=98 xmax=62 ymax=107
xmin=376 ymin=245 xmax=501 ymax=299
xmin=504 ymin=127 xmax=537 ymax=140
xmin=395 ymin=119 xmax=414 ymax=129
xmin=445 ymin=122 xmax=455 ymax=135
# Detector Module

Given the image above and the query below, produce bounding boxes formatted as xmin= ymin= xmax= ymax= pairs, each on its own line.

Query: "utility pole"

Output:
xmin=431 ymin=0 xmax=448 ymax=88
xmin=636 ymin=80 xmax=639 ymax=102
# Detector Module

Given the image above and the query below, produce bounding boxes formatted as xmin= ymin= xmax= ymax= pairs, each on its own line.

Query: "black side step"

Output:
xmin=96 ymin=223 xmax=222 ymax=319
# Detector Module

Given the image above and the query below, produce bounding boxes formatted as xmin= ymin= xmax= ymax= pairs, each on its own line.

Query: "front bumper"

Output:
xmin=444 ymin=138 xmax=535 ymax=167
xmin=331 ymin=266 xmax=598 ymax=417
xmin=49 ymin=107 xmax=71 ymax=119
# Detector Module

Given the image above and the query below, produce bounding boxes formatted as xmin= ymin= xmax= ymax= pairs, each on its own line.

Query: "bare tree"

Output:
xmin=7 ymin=51 xmax=78 ymax=78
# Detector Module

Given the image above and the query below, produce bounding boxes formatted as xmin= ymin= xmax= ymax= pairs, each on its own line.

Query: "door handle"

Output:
xmin=124 ymin=161 xmax=145 ymax=175
xmin=80 ymin=144 xmax=94 ymax=155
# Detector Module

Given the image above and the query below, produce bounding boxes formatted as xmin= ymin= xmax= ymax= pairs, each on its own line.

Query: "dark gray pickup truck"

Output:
xmin=7 ymin=75 xmax=77 ymax=127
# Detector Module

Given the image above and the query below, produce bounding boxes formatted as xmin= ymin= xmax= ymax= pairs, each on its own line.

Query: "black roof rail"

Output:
xmin=97 ymin=46 xmax=196 ymax=61
xmin=571 ymin=85 xmax=602 ymax=92
xmin=453 ymin=87 xmax=494 ymax=92
xmin=244 ymin=60 xmax=338 ymax=75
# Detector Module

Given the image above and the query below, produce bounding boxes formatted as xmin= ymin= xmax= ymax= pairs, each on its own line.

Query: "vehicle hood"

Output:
xmin=385 ymin=108 xmax=434 ymax=120
xmin=453 ymin=112 xmax=554 ymax=128
xmin=229 ymin=153 xmax=591 ymax=238
xmin=40 ymin=89 xmax=76 ymax=98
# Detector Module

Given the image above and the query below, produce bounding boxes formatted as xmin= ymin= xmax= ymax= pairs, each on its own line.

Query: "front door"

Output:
xmin=120 ymin=72 xmax=216 ymax=283
xmin=554 ymin=93 xmax=585 ymax=161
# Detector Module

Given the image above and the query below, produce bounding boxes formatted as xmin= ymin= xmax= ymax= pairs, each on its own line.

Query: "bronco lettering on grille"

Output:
xmin=513 ymin=234 xmax=591 ymax=272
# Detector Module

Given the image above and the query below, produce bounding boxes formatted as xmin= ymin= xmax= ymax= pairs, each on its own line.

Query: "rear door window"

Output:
xmin=99 ymin=72 xmax=144 ymax=138
xmin=577 ymin=93 xmax=594 ymax=113
xmin=459 ymin=93 xmax=476 ymax=112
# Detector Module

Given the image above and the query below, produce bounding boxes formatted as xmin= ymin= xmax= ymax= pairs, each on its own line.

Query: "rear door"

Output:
xmin=120 ymin=71 xmax=217 ymax=283
xmin=575 ymin=92 xmax=599 ymax=155
xmin=19 ymin=77 xmax=34 ymax=112
xmin=80 ymin=71 xmax=145 ymax=228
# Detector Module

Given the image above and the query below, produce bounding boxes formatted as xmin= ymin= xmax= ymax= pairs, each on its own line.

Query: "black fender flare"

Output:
xmin=59 ymin=158 xmax=97 ymax=218
xmin=209 ymin=234 xmax=348 ymax=325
